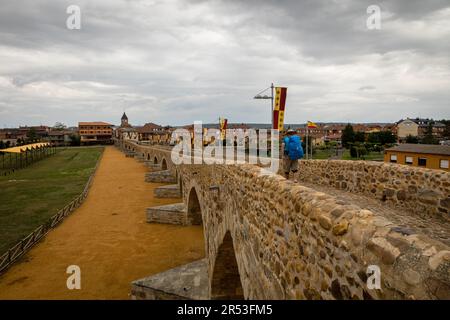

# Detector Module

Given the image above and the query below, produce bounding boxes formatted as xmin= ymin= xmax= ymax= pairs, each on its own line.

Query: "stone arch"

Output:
xmin=211 ymin=231 xmax=244 ymax=300
xmin=187 ymin=187 xmax=202 ymax=225
xmin=153 ymin=156 xmax=158 ymax=164
xmin=147 ymin=153 xmax=150 ymax=161
xmin=161 ymin=158 xmax=168 ymax=170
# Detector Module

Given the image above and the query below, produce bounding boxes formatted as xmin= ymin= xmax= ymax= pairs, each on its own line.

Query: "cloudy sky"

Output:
xmin=0 ymin=0 xmax=449 ymax=127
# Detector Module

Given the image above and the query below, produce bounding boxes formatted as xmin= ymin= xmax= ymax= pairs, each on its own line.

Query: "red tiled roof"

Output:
xmin=78 ymin=122 xmax=112 ymax=126
xmin=137 ymin=122 xmax=163 ymax=133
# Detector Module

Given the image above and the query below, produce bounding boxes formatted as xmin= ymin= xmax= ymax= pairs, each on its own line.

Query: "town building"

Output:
xmin=396 ymin=118 xmax=446 ymax=142
xmin=18 ymin=125 xmax=50 ymax=139
xmin=78 ymin=122 xmax=113 ymax=145
xmin=0 ymin=128 xmax=27 ymax=146
xmin=46 ymin=130 xmax=73 ymax=146
xmin=384 ymin=143 xmax=450 ymax=171
xmin=137 ymin=123 xmax=164 ymax=142
xmin=115 ymin=113 xmax=139 ymax=142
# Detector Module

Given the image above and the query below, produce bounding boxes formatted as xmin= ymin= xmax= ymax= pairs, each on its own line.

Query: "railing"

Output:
xmin=0 ymin=150 xmax=103 ymax=275
xmin=0 ymin=145 xmax=57 ymax=177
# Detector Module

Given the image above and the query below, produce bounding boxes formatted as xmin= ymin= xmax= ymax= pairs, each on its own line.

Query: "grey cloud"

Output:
xmin=0 ymin=0 xmax=449 ymax=127
xmin=359 ymin=86 xmax=376 ymax=91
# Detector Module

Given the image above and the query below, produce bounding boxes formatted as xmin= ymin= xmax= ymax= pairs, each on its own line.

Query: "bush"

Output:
xmin=349 ymin=143 xmax=367 ymax=159
xmin=350 ymin=146 xmax=357 ymax=158
xmin=69 ymin=134 xmax=81 ymax=146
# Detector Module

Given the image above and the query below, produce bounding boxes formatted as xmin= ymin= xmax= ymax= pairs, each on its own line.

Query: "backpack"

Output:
xmin=284 ymin=135 xmax=304 ymax=160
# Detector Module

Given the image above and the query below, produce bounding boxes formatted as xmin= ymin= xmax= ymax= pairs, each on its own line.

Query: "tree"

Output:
xmin=350 ymin=142 xmax=368 ymax=159
xmin=378 ymin=131 xmax=396 ymax=145
xmin=350 ymin=144 xmax=358 ymax=158
xmin=421 ymin=123 xmax=438 ymax=144
xmin=69 ymin=134 xmax=81 ymax=146
xmin=405 ymin=135 xmax=419 ymax=144
xmin=53 ymin=122 xmax=67 ymax=130
xmin=367 ymin=131 xmax=396 ymax=145
xmin=354 ymin=131 xmax=365 ymax=143
xmin=440 ymin=119 xmax=450 ymax=139
xmin=0 ymin=141 xmax=5 ymax=149
xmin=341 ymin=124 xmax=355 ymax=148
xmin=367 ymin=132 xmax=380 ymax=144
xmin=26 ymin=128 xmax=37 ymax=142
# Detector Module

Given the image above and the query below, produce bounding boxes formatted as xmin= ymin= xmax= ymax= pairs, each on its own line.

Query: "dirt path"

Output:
xmin=0 ymin=146 xmax=205 ymax=299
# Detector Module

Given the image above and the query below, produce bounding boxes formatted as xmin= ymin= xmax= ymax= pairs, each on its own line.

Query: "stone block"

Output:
xmin=154 ymin=184 xmax=182 ymax=198
xmin=145 ymin=170 xmax=176 ymax=183
xmin=131 ymin=259 xmax=208 ymax=300
xmin=147 ymin=203 xmax=186 ymax=225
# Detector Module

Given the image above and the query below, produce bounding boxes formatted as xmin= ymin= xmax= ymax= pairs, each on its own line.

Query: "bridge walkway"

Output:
xmin=298 ymin=181 xmax=450 ymax=246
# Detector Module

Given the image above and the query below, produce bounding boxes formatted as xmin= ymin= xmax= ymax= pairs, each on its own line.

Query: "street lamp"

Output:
xmin=253 ymin=83 xmax=274 ymax=128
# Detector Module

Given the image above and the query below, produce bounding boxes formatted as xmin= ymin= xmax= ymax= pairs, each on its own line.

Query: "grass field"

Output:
xmin=0 ymin=147 xmax=103 ymax=255
xmin=312 ymin=148 xmax=336 ymax=159
xmin=341 ymin=150 xmax=384 ymax=161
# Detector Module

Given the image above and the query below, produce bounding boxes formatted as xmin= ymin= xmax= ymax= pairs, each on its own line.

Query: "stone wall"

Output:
xmin=296 ymin=160 xmax=450 ymax=221
xmin=179 ymin=163 xmax=450 ymax=300
xmin=122 ymin=142 xmax=450 ymax=300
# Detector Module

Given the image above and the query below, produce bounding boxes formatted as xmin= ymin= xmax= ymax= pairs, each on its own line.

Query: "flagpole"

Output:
xmin=271 ymin=83 xmax=274 ymax=129
xmin=306 ymin=124 xmax=309 ymax=160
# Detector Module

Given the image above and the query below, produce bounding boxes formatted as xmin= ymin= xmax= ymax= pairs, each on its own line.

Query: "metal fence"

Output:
xmin=0 ymin=150 xmax=103 ymax=275
xmin=0 ymin=145 xmax=57 ymax=176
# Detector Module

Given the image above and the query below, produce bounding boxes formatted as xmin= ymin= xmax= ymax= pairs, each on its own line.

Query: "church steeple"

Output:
xmin=121 ymin=112 xmax=128 ymax=127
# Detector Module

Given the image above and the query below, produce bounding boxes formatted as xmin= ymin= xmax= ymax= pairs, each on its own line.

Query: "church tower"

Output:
xmin=121 ymin=112 xmax=128 ymax=127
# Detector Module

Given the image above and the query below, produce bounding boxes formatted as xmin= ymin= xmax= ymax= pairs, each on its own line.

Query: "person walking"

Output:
xmin=282 ymin=129 xmax=304 ymax=181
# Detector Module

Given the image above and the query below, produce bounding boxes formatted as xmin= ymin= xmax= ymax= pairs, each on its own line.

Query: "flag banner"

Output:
xmin=307 ymin=121 xmax=317 ymax=129
xmin=219 ymin=118 xmax=228 ymax=140
xmin=273 ymin=110 xmax=280 ymax=130
xmin=273 ymin=87 xmax=287 ymax=130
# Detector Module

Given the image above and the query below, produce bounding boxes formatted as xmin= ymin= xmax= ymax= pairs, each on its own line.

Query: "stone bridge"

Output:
xmin=117 ymin=140 xmax=450 ymax=300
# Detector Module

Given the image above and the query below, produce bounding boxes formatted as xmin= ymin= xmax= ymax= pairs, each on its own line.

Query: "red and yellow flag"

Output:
xmin=273 ymin=87 xmax=287 ymax=130
xmin=307 ymin=121 xmax=317 ymax=129
xmin=219 ymin=117 xmax=228 ymax=140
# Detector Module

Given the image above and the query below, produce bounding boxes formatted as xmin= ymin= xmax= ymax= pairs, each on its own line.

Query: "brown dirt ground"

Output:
xmin=0 ymin=146 xmax=205 ymax=299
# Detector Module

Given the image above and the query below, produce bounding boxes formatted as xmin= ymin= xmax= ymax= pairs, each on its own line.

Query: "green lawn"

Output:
xmin=312 ymin=149 xmax=335 ymax=159
xmin=341 ymin=150 xmax=384 ymax=161
xmin=0 ymin=147 xmax=103 ymax=255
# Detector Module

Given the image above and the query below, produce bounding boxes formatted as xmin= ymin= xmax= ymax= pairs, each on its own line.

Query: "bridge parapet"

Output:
xmin=121 ymin=141 xmax=450 ymax=300
xmin=297 ymin=160 xmax=449 ymax=221
xmin=178 ymin=163 xmax=450 ymax=299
